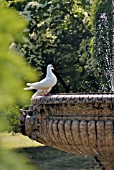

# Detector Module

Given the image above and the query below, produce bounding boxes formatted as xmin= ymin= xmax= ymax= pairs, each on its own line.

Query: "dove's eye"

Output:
xmin=50 ymin=64 xmax=53 ymax=67
xmin=51 ymin=65 xmax=53 ymax=67
xmin=48 ymin=64 xmax=54 ymax=69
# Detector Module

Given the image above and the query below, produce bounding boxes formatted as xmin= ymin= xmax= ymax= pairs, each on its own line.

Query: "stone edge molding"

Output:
xmin=18 ymin=94 xmax=114 ymax=170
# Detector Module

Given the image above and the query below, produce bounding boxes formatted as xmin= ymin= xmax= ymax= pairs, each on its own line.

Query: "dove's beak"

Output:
xmin=51 ymin=65 xmax=54 ymax=69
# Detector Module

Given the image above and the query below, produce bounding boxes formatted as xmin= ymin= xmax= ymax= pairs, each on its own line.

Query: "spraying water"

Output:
xmin=94 ymin=0 xmax=114 ymax=92
xmin=111 ymin=0 xmax=114 ymax=91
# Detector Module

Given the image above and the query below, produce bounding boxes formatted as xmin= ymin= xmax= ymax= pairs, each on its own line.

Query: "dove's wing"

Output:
xmin=27 ymin=78 xmax=45 ymax=87
xmin=27 ymin=77 xmax=56 ymax=90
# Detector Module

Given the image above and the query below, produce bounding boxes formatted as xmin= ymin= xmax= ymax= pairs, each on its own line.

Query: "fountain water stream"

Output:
xmin=94 ymin=0 xmax=114 ymax=92
xmin=111 ymin=0 xmax=114 ymax=91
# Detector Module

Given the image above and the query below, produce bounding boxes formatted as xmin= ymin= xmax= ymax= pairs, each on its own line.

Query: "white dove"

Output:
xmin=24 ymin=64 xmax=57 ymax=98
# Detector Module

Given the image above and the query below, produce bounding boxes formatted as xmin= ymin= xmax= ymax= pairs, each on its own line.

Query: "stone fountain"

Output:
xmin=19 ymin=93 xmax=114 ymax=170
xmin=18 ymin=2 xmax=114 ymax=169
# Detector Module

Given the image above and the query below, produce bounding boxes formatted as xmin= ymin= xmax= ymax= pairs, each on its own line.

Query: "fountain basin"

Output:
xmin=19 ymin=94 xmax=114 ymax=170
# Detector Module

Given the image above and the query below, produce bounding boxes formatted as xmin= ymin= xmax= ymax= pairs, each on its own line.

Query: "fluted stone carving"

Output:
xmin=19 ymin=94 xmax=114 ymax=170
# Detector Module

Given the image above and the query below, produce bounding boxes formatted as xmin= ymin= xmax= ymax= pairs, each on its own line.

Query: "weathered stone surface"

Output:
xmin=19 ymin=94 xmax=114 ymax=169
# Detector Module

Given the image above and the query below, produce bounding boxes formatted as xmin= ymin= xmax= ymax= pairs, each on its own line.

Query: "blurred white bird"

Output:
xmin=24 ymin=64 xmax=57 ymax=98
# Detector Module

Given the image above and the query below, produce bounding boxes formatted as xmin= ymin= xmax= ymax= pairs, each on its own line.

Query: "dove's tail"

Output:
xmin=27 ymin=83 xmax=32 ymax=86
xmin=24 ymin=83 xmax=33 ymax=90
xmin=24 ymin=86 xmax=33 ymax=90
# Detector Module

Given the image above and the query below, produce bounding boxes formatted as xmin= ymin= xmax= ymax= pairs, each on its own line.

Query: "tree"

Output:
xmin=10 ymin=0 xmax=101 ymax=92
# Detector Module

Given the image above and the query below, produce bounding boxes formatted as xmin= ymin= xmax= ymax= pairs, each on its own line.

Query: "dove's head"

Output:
xmin=47 ymin=64 xmax=54 ymax=70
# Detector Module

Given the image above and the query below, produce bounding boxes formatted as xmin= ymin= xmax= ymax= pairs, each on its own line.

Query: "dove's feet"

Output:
xmin=45 ymin=93 xmax=52 ymax=96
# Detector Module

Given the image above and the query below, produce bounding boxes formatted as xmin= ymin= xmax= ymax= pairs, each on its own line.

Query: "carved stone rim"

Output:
xmin=31 ymin=94 xmax=114 ymax=104
xmin=19 ymin=93 xmax=114 ymax=170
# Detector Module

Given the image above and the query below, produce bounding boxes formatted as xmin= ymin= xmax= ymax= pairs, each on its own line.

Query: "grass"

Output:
xmin=0 ymin=132 xmax=102 ymax=170
xmin=0 ymin=132 xmax=43 ymax=149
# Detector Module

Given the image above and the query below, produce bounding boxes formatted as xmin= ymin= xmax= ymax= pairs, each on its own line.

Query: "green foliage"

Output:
xmin=91 ymin=0 xmax=112 ymax=25
xmin=0 ymin=7 xmax=37 ymax=108
xmin=0 ymin=5 xmax=37 ymax=170
xmin=4 ymin=106 xmax=20 ymax=133
xmin=0 ymin=149 xmax=36 ymax=170
xmin=10 ymin=0 xmax=113 ymax=93
xmin=11 ymin=0 xmax=101 ymax=92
